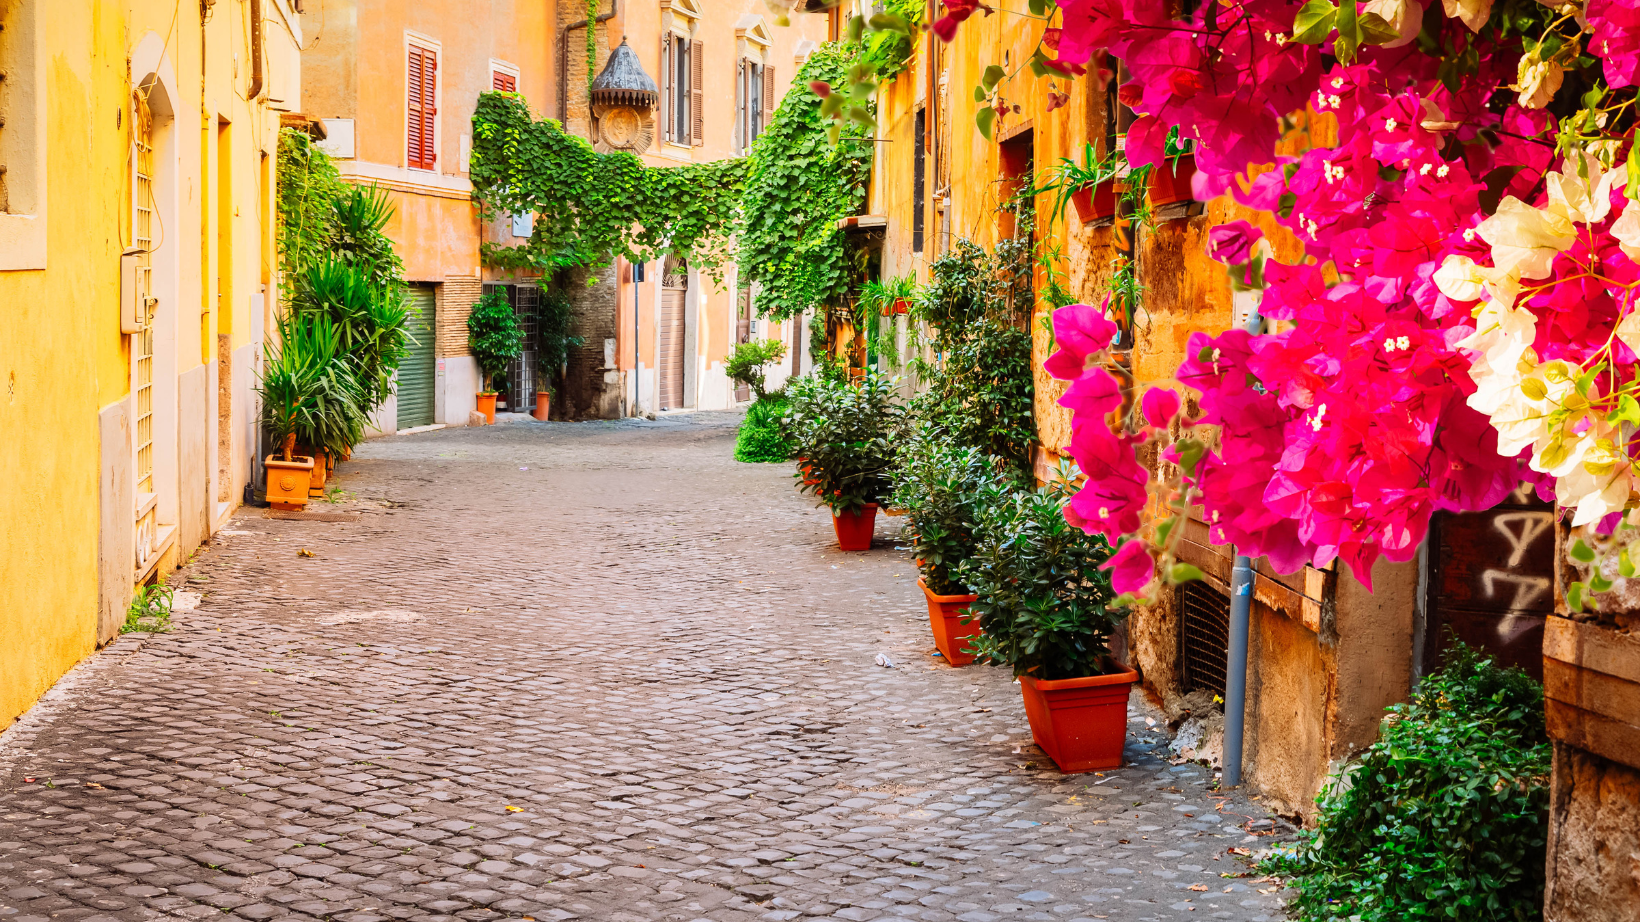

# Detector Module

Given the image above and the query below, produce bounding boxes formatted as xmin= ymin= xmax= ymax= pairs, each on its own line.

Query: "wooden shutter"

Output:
xmin=762 ymin=65 xmax=775 ymax=126
xmin=661 ymin=37 xmax=673 ymax=143
xmin=735 ymin=61 xmax=745 ymax=153
xmin=690 ymin=39 xmax=705 ymax=147
xmin=493 ymin=71 xmax=516 ymax=92
xmin=408 ymin=46 xmax=437 ymax=169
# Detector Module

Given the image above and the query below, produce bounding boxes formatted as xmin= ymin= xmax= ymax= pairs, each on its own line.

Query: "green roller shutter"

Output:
xmin=397 ymin=285 xmax=436 ymax=429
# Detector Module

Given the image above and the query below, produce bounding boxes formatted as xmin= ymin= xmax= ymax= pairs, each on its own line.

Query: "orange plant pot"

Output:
xmin=920 ymin=578 xmax=981 ymax=666
xmin=264 ymin=454 xmax=315 ymax=511
xmin=832 ymin=503 xmax=878 ymax=551
xmin=476 ymin=392 xmax=498 ymax=425
xmin=533 ymin=391 xmax=552 ymax=421
xmin=1072 ymin=181 xmax=1119 ymax=224
xmin=1147 ymin=155 xmax=1197 ymax=206
xmin=306 ymin=449 xmax=329 ymax=497
xmin=1018 ymin=662 xmax=1140 ymax=773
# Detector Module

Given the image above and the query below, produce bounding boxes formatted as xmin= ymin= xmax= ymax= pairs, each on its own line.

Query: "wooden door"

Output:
xmin=396 ymin=286 xmax=436 ymax=429
xmin=659 ymin=288 xmax=686 ymax=410
xmin=734 ymin=288 xmax=753 ymax=403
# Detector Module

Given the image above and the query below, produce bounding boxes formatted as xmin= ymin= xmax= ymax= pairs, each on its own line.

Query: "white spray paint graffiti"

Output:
xmin=1479 ymin=510 xmax=1553 ymax=610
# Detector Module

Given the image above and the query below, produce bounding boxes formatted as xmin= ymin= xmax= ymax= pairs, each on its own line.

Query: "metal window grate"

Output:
xmin=1179 ymin=581 xmax=1231 ymax=697
xmin=133 ymin=93 xmax=157 ymax=566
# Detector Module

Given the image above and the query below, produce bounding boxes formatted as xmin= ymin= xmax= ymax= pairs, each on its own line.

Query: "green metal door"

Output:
xmin=397 ymin=285 xmax=436 ymax=429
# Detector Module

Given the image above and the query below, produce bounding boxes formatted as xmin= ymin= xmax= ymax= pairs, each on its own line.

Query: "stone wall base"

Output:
xmin=1545 ymin=742 xmax=1640 ymax=921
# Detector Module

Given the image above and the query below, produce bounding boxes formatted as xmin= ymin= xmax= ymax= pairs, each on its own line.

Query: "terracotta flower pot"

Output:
xmin=832 ymin=503 xmax=878 ymax=551
xmin=1147 ymin=155 xmax=1197 ymax=206
xmin=476 ymin=392 xmax=497 ymax=425
xmin=1072 ymin=181 xmax=1119 ymax=224
xmin=1018 ymin=661 xmax=1140 ymax=773
xmin=306 ymin=449 xmax=329 ymax=497
xmin=533 ymin=391 xmax=552 ymax=421
xmin=891 ymin=298 xmax=911 ymax=315
xmin=265 ymin=454 xmax=316 ymax=511
xmin=920 ymin=577 xmax=981 ymax=666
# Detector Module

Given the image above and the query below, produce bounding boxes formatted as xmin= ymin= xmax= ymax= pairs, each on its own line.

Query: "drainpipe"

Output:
xmin=248 ymin=0 xmax=264 ymax=101
xmin=1220 ymin=306 xmax=1265 ymax=788
xmin=559 ymin=0 xmax=621 ymax=124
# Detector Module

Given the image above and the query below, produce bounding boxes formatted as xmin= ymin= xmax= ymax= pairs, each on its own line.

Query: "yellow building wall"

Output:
xmin=0 ymin=2 xmax=127 ymax=728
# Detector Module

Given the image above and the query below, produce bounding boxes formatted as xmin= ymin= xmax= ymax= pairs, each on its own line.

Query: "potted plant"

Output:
xmin=1147 ymin=128 xmax=1196 ymax=206
xmin=533 ymin=288 xmax=582 ymax=421
xmin=258 ymin=313 xmax=366 ymax=510
xmin=964 ymin=478 xmax=1132 ymax=772
xmin=786 ymin=371 xmax=902 ymax=551
xmin=892 ymin=428 xmax=1025 ymax=665
xmin=467 ymin=289 xmax=524 ymax=424
xmin=1049 ymin=144 xmax=1123 ymax=225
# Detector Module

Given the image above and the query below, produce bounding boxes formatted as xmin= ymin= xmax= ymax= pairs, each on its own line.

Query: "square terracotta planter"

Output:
xmin=1071 ymin=181 xmax=1119 ymax=224
xmin=920 ymin=578 xmax=981 ymax=666
xmin=1018 ymin=662 xmax=1139 ymax=773
xmin=265 ymin=455 xmax=316 ymax=511
xmin=1148 ymin=155 xmax=1197 ymax=206
xmin=1544 ymin=617 xmax=1640 ymax=771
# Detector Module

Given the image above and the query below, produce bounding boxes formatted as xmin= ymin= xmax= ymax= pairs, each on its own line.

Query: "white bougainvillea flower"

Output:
xmin=1478 ymin=197 xmax=1577 ymax=278
xmin=1513 ymin=55 xmax=1565 ymax=109
xmin=1615 ymin=307 xmax=1640 ymax=356
xmin=1435 ymin=254 xmax=1523 ymax=307
xmin=1613 ymin=198 xmax=1640 ymax=263
xmin=1557 ymin=429 xmax=1635 ymax=527
xmin=1364 ymin=0 xmax=1424 ymax=48
xmin=1443 ymin=0 xmax=1494 ymax=31
xmin=1545 ymin=150 xmax=1624 ymax=225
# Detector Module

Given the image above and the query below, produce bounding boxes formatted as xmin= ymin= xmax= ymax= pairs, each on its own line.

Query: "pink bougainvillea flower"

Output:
xmin=931 ymin=0 xmax=989 ymax=42
xmin=1206 ymin=220 xmax=1264 ymax=265
xmin=1141 ymin=387 xmax=1181 ymax=428
xmin=1044 ymin=302 xmax=1120 ymax=382
xmin=1100 ymin=538 xmax=1156 ymax=596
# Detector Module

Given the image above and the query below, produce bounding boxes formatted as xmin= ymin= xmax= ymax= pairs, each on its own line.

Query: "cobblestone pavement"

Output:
xmin=1 ymin=413 xmax=1294 ymax=922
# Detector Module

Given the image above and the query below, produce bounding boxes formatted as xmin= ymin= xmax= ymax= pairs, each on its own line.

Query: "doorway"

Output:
xmin=487 ymin=283 xmax=540 ymax=414
xmin=397 ymin=285 xmax=436 ymax=429
xmin=734 ymin=285 xmax=753 ymax=403
xmin=659 ymin=257 xmax=688 ymax=410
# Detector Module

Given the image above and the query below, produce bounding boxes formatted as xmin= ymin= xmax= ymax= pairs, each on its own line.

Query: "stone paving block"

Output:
xmin=0 ymin=414 xmax=1294 ymax=922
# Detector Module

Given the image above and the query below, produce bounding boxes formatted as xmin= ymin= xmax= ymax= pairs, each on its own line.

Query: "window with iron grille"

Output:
xmin=913 ymin=107 xmax=926 ymax=253
xmin=1178 ymin=581 xmax=1231 ymax=698
xmin=132 ymin=91 xmax=158 ymax=567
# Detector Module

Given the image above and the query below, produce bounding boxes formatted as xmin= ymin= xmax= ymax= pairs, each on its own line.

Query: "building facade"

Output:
xmin=0 ymin=0 xmax=299 ymax=728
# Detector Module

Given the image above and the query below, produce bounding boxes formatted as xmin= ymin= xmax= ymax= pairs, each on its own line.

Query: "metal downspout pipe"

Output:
xmin=1221 ymin=306 xmax=1265 ymax=787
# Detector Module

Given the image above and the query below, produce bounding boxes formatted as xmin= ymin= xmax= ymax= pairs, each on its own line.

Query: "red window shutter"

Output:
xmin=690 ymin=40 xmax=705 ymax=147
xmin=493 ymin=71 xmax=516 ymax=92
xmin=762 ymin=65 xmax=775 ymax=126
xmin=407 ymin=47 xmax=425 ymax=168
xmin=421 ymin=49 xmax=438 ymax=168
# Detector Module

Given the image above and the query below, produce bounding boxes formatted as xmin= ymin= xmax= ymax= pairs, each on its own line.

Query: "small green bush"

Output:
xmin=467 ymin=290 xmax=524 ymax=392
xmin=736 ymin=397 xmax=795 ymax=463
xmin=726 ymin=340 xmax=788 ymax=401
xmin=891 ymin=426 xmax=1024 ymax=595
xmin=784 ymin=372 xmax=902 ymax=514
xmin=1266 ymin=642 xmax=1550 ymax=921
xmin=961 ymin=478 xmax=1123 ymax=680
xmin=121 ymin=584 xmax=175 ymax=634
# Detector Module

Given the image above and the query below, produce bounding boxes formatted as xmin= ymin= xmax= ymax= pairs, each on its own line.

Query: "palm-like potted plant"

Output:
xmin=785 ymin=371 xmax=902 ymax=551
xmin=892 ymin=428 xmax=1025 ymax=664
xmin=258 ymin=313 xmax=367 ymax=509
xmin=467 ymin=289 xmax=524 ymax=424
xmin=532 ymin=288 xmax=582 ymax=421
xmin=1047 ymin=143 xmax=1123 ymax=225
xmin=963 ymin=477 xmax=1132 ymax=771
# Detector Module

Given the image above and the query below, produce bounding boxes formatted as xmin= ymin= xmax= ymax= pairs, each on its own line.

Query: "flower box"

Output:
xmin=1071 ymin=181 xmax=1119 ymax=224
xmin=1147 ymin=155 xmax=1197 ymax=206
xmin=1018 ymin=661 xmax=1139 ymax=772
xmin=920 ymin=578 xmax=981 ymax=666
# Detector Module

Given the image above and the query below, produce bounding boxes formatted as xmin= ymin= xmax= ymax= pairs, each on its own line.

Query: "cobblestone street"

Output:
xmin=0 ymin=414 xmax=1291 ymax=922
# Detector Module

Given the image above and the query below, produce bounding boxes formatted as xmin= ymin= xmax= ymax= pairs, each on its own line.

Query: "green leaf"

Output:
xmin=868 ymin=12 xmax=911 ymax=35
xmin=1608 ymin=393 xmax=1640 ymax=425
xmin=1571 ymin=539 xmax=1596 ymax=563
xmin=1169 ymin=563 xmax=1205 ymax=584
xmin=846 ymin=14 xmax=865 ymax=41
xmin=1521 ymin=378 xmax=1548 ymax=400
xmin=1028 ymin=0 xmax=1050 ymax=14
xmin=1628 ymin=144 xmax=1640 ymax=202
xmin=982 ymin=64 xmax=1007 ymax=92
xmin=1332 ymin=0 xmax=1360 ymax=63
xmin=974 ymin=85 xmax=988 ymax=103
xmin=1291 ymin=0 xmax=1338 ymax=44
xmin=1358 ymin=10 xmax=1400 ymax=44
xmin=976 ymin=106 xmax=997 ymax=140
xmin=1619 ymin=547 xmax=1635 ymax=578
xmin=1568 ymin=580 xmax=1586 ymax=612
xmin=1591 ymin=571 xmax=1614 ymax=593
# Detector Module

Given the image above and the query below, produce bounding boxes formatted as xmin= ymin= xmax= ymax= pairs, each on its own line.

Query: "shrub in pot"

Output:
xmin=258 ymin=313 xmax=367 ymax=510
xmin=785 ymin=371 xmax=902 ymax=551
xmin=963 ymin=479 xmax=1130 ymax=771
xmin=892 ymin=427 xmax=1025 ymax=664
xmin=290 ymin=256 xmax=410 ymax=422
xmin=533 ymin=287 xmax=582 ymax=421
xmin=467 ymin=289 xmax=524 ymax=424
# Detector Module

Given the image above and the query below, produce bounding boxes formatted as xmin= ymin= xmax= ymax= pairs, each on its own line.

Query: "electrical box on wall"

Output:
xmin=120 ymin=250 xmax=145 ymax=333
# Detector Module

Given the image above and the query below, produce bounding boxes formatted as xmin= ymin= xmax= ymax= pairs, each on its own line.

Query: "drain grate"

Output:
xmin=1179 ymin=581 xmax=1231 ymax=697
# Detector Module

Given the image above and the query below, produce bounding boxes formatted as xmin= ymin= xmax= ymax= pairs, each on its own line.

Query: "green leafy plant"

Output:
xmin=891 ymin=426 xmax=1027 ymax=595
xmin=120 ymin=583 xmax=175 ymax=634
xmin=739 ymin=41 xmax=874 ymax=320
xmin=735 ymin=395 xmax=796 ymax=463
xmin=258 ymin=312 xmax=368 ymax=462
xmin=470 ymin=94 xmax=746 ymax=275
xmin=962 ymin=476 xmax=1124 ymax=681
xmin=857 ymin=0 xmax=925 ymax=81
xmin=467 ymin=290 xmax=525 ymax=394
xmin=1264 ymin=642 xmax=1550 ymax=922
xmin=726 ymin=340 xmax=789 ymax=402
xmin=289 ymin=258 xmax=410 ymax=415
xmin=535 ymin=287 xmax=583 ymax=396
xmin=276 ymin=130 xmax=350 ymax=286
xmin=916 ymin=319 xmax=1037 ymax=472
xmin=785 ymin=371 xmax=903 ymax=514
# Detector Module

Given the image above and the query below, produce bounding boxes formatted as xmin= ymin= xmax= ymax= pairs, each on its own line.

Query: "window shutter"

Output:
xmin=762 ymin=65 xmax=775 ymax=126
xmin=661 ymin=37 xmax=673 ymax=143
xmin=493 ymin=71 xmax=516 ymax=92
xmin=734 ymin=61 xmax=745 ymax=154
xmin=422 ymin=49 xmax=438 ymax=168
xmin=407 ymin=47 xmax=426 ymax=168
xmin=690 ymin=40 xmax=705 ymax=147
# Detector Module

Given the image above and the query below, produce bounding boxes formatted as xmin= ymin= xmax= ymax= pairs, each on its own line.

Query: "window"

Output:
xmin=407 ymin=43 xmax=438 ymax=170
xmin=661 ymin=34 xmax=703 ymax=147
xmin=0 ymin=0 xmax=45 ymax=269
xmin=735 ymin=60 xmax=774 ymax=154
xmin=913 ymin=107 xmax=926 ymax=253
xmin=493 ymin=71 xmax=516 ymax=93
xmin=132 ymin=91 xmax=157 ymax=566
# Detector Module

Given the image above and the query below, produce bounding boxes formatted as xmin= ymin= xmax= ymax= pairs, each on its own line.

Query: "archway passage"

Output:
xmin=659 ymin=255 xmax=688 ymax=411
